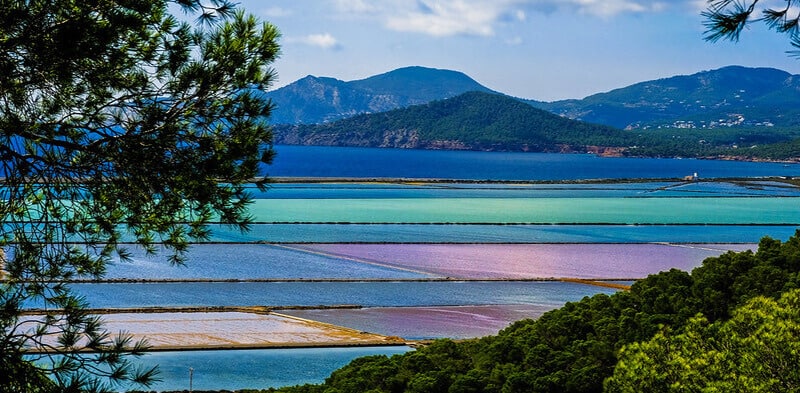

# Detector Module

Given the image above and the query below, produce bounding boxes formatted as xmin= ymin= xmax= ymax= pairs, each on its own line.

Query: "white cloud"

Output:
xmin=333 ymin=0 xmax=380 ymax=14
xmin=384 ymin=1 xmax=524 ymax=37
xmin=328 ymin=0 xmax=693 ymax=38
xmin=574 ymin=0 xmax=647 ymax=16
xmin=506 ymin=36 xmax=524 ymax=45
xmin=260 ymin=7 xmax=293 ymax=18
xmin=526 ymin=0 xmax=672 ymax=17
xmin=290 ymin=33 xmax=342 ymax=50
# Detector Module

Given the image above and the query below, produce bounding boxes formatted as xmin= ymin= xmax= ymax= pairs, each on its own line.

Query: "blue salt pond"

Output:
xmin=72 ymin=281 xmax=617 ymax=309
xmin=106 ymin=244 xmax=430 ymax=280
xmin=132 ymin=346 xmax=411 ymax=392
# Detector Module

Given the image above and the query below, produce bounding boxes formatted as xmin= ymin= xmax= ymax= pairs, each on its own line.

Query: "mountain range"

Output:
xmin=530 ymin=65 xmax=800 ymax=129
xmin=265 ymin=65 xmax=800 ymax=160
xmin=267 ymin=65 xmax=800 ymax=130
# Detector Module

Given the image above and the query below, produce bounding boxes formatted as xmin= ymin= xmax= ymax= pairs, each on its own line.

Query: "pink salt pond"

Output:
xmin=288 ymin=243 xmax=754 ymax=279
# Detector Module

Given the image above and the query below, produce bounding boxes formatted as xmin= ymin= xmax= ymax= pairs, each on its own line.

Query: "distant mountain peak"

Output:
xmin=265 ymin=66 xmax=495 ymax=125
xmin=269 ymin=65 xmax=800 ymax=131
xmin=353 ymin=66 xmax=479 ymax=82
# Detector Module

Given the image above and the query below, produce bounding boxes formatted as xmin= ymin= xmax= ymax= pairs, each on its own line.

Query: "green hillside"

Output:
xmin=275 ymin=91 xmax=634 ymax=153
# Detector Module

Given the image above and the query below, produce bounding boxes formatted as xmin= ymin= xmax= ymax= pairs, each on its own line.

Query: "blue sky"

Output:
xmin=233 ymin=0 xmax=800 ymax=101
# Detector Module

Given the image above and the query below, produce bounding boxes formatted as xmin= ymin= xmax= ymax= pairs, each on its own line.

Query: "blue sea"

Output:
xmin=266 ymin=145 xmax=800 ymax=180
xmin=70 ymin=146 xmax=800 ymax=392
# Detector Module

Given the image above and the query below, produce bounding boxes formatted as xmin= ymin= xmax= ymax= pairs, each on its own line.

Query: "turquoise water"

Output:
xmin=247 ymin=197 xmax=800 ymax=224
xmin=110 ymin=179 xmax=798 ymax=390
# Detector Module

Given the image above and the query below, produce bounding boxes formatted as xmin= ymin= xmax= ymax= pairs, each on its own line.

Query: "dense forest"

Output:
xmin=274 ymin=91 xmax=800 ymax=161
xmin=227 ymin=231 xmax=800 ymax=393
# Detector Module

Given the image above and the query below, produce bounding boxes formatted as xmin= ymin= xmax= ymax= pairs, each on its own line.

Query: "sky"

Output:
xmin=229 ymin=0 xmax=800 ymax=101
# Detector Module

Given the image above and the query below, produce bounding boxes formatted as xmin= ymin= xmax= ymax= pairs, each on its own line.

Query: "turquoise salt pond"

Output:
xmin=75 ymin=147 xmax=800 ymax=391
xmin=248 ymin=197 xmax=799 ymax=224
